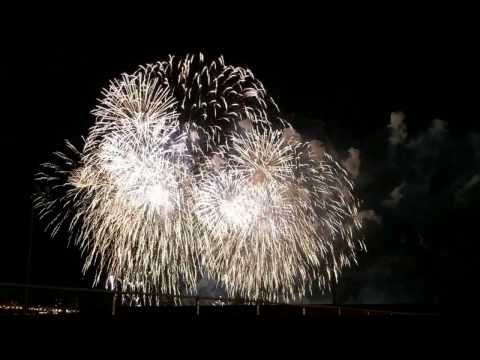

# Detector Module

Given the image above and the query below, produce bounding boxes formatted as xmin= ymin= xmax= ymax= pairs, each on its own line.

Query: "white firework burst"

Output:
xmin=194 ymin=123 xmax=365 ymax=302
xmin=34 ymin=54 xmax=366 ymax=305
xmin=36 ymin=81 xmax=199 ymax=302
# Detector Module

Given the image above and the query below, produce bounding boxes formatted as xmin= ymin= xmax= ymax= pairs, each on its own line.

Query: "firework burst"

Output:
xmin=36 ymin=87 xmax=199 ymax=302
xmin=194 ymin=124 xmax=365 ymax=302
xmin=35 ymin=54 xmax=366 ymax=304
xmin=94 ymin=53 xmax=284 ymax=158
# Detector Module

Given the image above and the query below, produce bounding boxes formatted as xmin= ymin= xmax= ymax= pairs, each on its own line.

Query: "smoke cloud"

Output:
xmin=388 ymin=111 xmax=408 ymax=145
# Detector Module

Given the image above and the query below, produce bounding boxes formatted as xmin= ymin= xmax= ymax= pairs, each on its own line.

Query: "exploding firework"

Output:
xmin=35 ymin=53 xmax=285 ymax=301
xmin=93 ymin=53 xmax=283 ymax=158
xmin=36 ymin=88 xmax=199 ymax=301
xmin=194 ymin=124 xmax=365 ymax=302
xmin=35 ymin=53 xmax=365 ymax=304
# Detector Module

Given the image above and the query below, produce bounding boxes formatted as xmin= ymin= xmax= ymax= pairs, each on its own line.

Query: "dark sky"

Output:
xmin=0 ymin=26 xmax=468 ymax=305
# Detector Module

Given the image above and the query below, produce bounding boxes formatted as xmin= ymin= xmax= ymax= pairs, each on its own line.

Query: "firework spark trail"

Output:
xmin=194 ymin=124 xmax=365 ymax=302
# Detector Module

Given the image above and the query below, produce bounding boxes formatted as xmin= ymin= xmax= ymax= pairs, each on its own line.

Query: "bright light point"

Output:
xmin=220 ymin=197 xmax=250 ymax=227
xmin=147 ymin=184 xmax=171 ymax=209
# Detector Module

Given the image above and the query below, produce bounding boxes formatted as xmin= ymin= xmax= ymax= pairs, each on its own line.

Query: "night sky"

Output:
xmin=0 ymin=26 xmax=467 ymax=306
